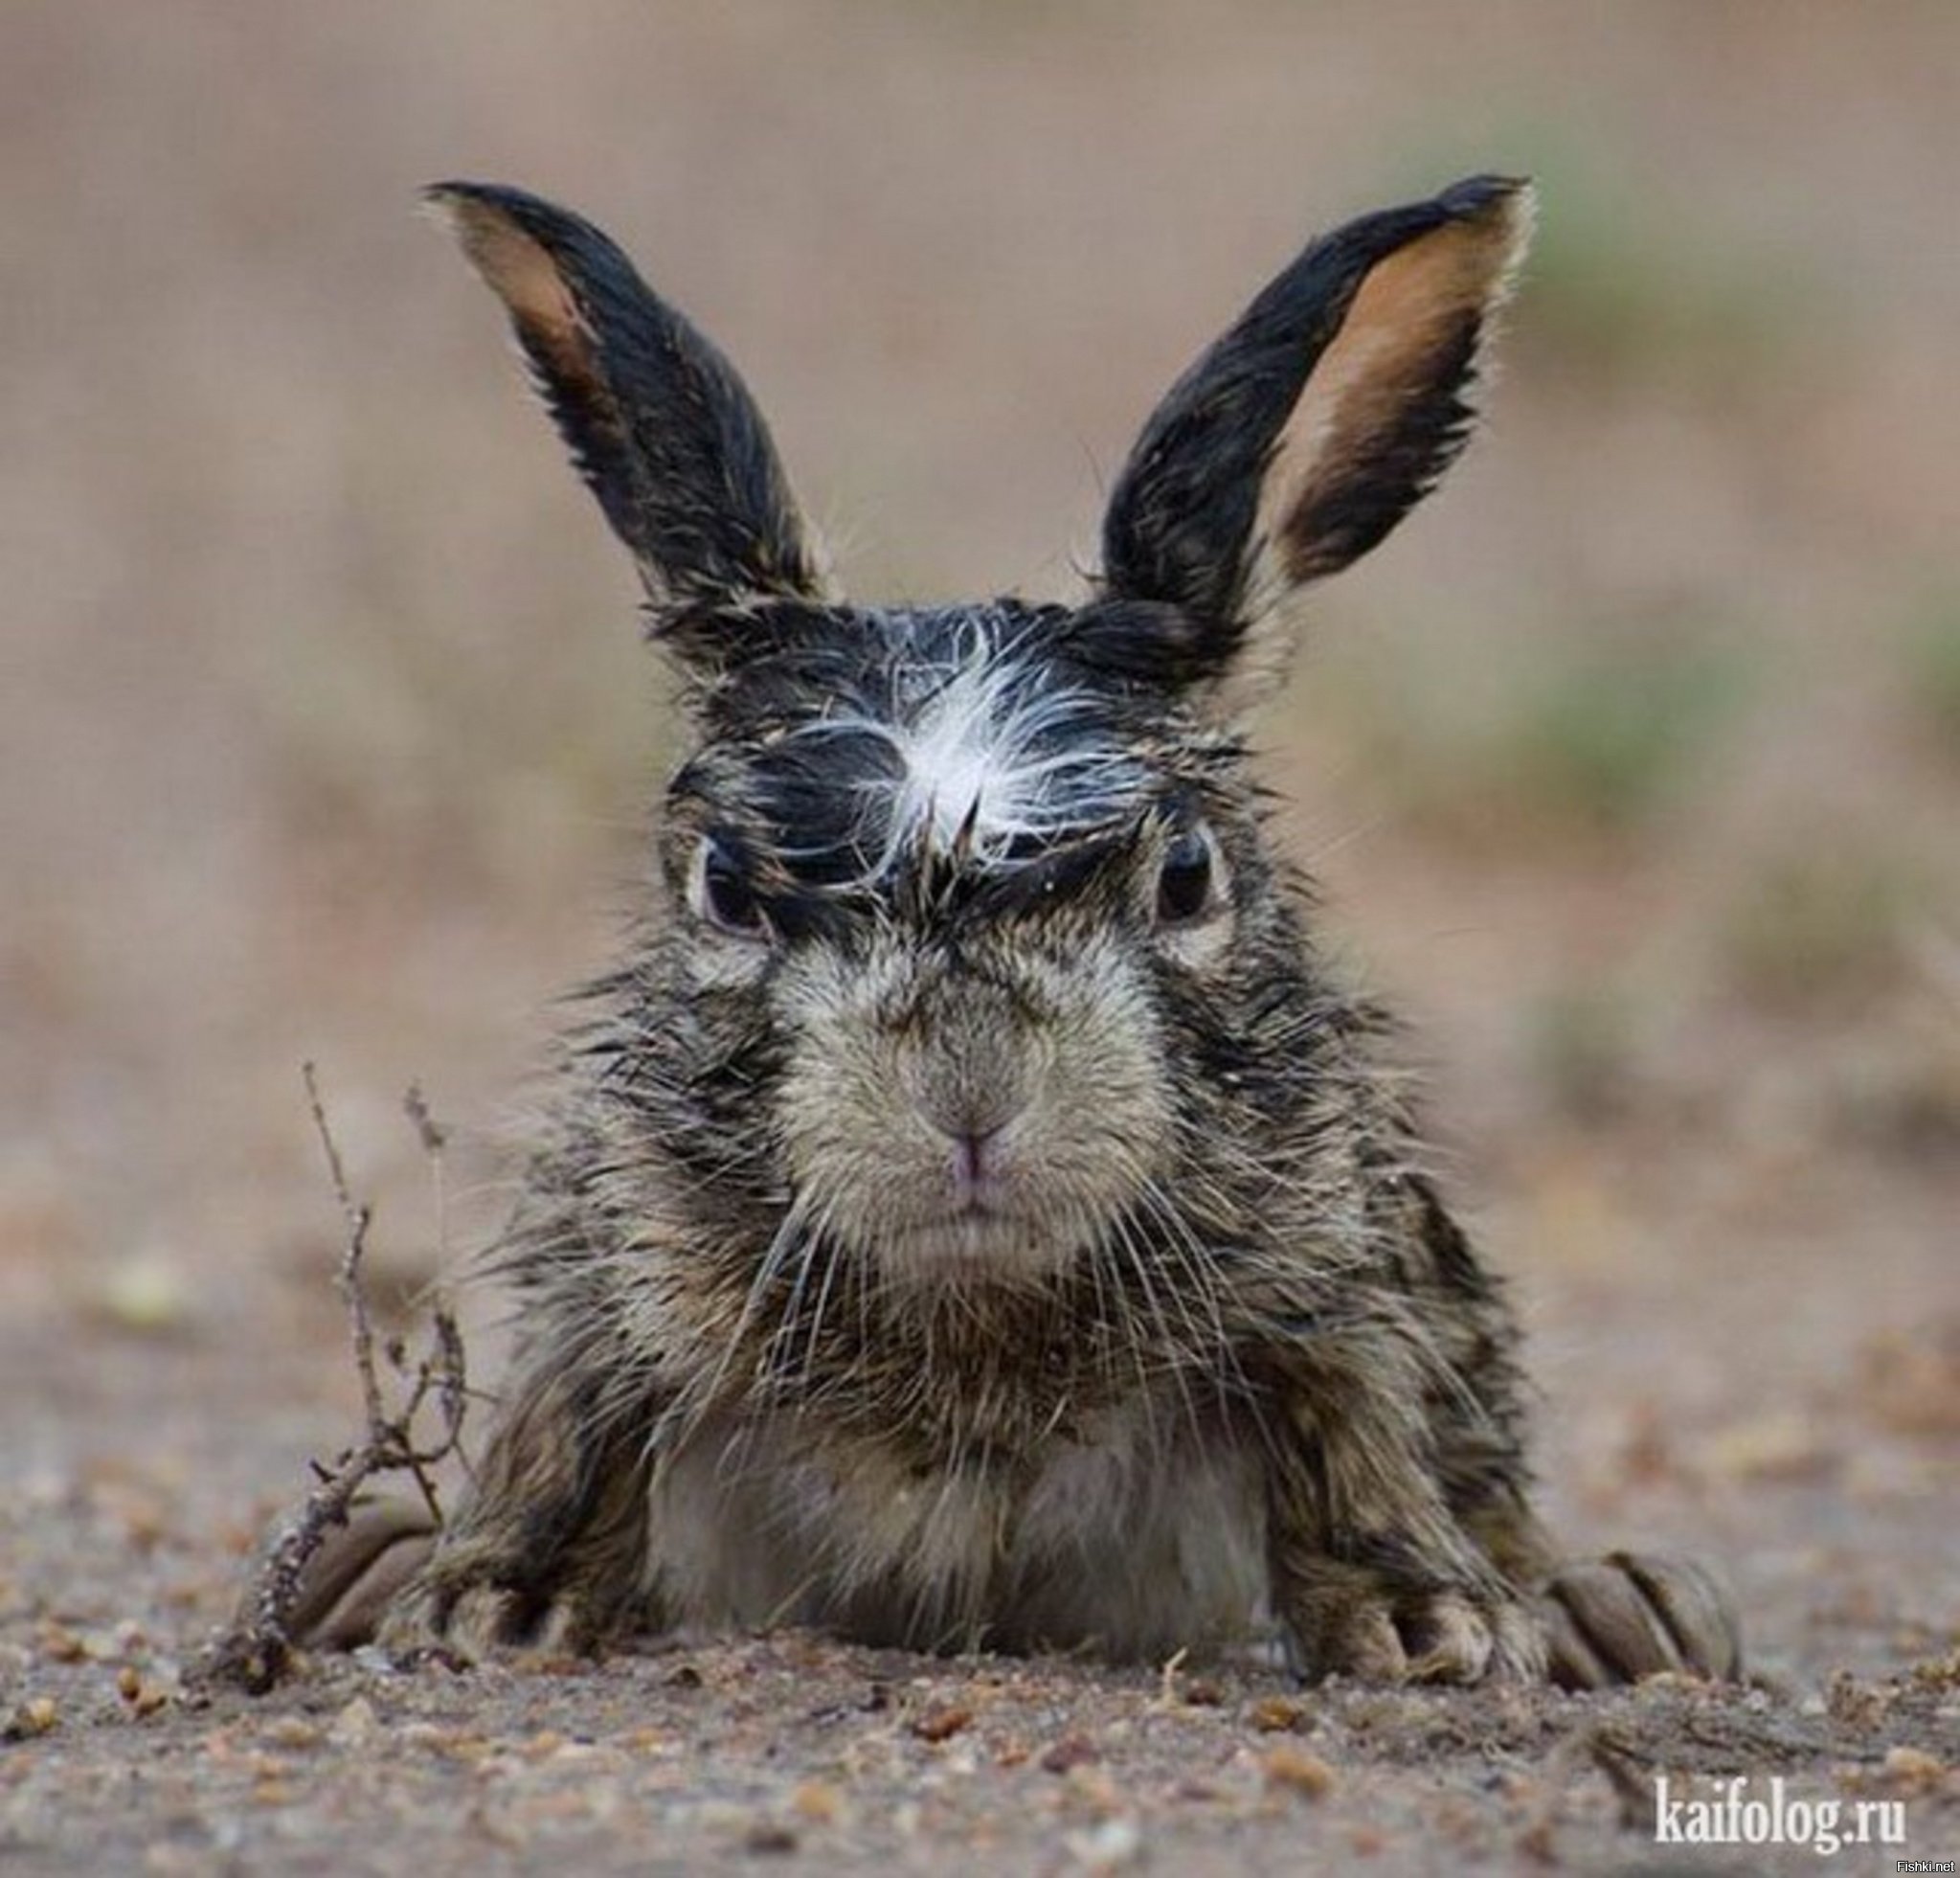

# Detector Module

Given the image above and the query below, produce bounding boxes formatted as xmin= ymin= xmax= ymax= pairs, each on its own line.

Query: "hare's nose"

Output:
xmin=911 ymin=1076 xmax=1029 ymax=1201
xmin=916 ymin=1085 xmax=1027 ymax=1156
xmin=948 ymin=1121 xmax=1007 ymax=1191
xmin=926 ymin=1100 xmax=1026 ymax=1209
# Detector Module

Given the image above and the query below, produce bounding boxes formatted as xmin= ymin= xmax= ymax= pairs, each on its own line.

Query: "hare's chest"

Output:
xmin=647 ymin=1394 xmax=1269 ymax=1658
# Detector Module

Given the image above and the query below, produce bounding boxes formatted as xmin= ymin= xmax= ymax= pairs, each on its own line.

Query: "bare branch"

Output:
xmin=193 ymin=1066 xmax=470 ymax=1695
xmin=403 ymin=1081 xmax=447 ymax=1155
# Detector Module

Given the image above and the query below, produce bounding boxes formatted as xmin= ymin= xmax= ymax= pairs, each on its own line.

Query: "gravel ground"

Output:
xmin=5 ymin=6 xmax=1958 ymax=1872
xmin=4 ymin=1146 xmax=1954 ymax=1875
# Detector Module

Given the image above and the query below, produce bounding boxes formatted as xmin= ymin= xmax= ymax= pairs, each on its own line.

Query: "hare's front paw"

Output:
xmin=1284 ymin=1574 xmax=1547 ymax=1686
xmin=1540 ymin=1550 xmax=1742 ymax=1687
xmin=376 ymin=1545 xmax=605 ymax=1664
xmin=285 ymin=1494 xmax=439 ymax=1652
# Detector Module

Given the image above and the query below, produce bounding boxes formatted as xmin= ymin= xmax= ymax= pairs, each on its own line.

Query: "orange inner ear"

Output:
xmin=1262 ymin=191 xmax=1533 ymax=583
xmin=433 ymin=196 xmax=610 ymax=415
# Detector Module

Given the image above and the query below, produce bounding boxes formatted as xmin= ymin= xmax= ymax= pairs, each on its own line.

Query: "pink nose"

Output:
xmin=912 ymin=1077 xmax=1028 ymax=1210
xmin=928 ymin=1105 xmax=1023 ymax=1211
xmin=950 ymin=1124 xmax=1005 ymax=1191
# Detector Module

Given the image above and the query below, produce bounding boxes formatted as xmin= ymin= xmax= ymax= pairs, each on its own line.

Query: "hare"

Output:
xmin=293 ymin=175 xmax=1739 ymax=1687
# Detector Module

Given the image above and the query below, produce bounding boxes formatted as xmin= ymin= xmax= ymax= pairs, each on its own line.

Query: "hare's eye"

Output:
xmin=690 ymin=838 xmax=767 ymax=939
xmin=1155 ymin=825 xmax=1218 ymax=925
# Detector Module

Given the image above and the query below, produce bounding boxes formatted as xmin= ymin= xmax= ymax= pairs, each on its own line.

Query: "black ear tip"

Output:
xmin=1434 ymin=173 xmax=1539 ymax=230
xmin=420 ymin=178 xmax=517 ymax=216
xmin=417 ymin=181 xmax=599 ymax=251
xmin=1437 ymin=172 xmax=1531 ymax=204
xmin=417 ymin=180 xmax=521 ymax=242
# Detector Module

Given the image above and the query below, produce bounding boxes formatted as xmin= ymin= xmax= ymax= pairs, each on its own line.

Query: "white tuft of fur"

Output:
xmin=796 ymin=612 xmax=1145 ymax=879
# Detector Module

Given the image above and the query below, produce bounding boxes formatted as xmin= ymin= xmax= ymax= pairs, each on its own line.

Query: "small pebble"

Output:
xmin=1250 ymin=1693 xmax=1309 ymax=1732
xmin=1065 ymin=1814 xmax=1142 ymax=1869
xmin=39 ymin=1621 xmax=89 ymax=1664
xmin=790 ymin=1779 xmax=845 ymax=1823
xmin=5 ymin=1696 xmax=57 ymax=1740
xmin=1041 ymin=1732 xmax=1101 ymax=1774
xmin=115 ymin=1665 xmax=169 ymax=1717
xmin=260 ymin=1718 xmax=325 ymax=1751
xmin=1881 ymin=1745 xmax=1945 ymax=1793
xmin=92 ymin=1251 xmax=193 ymax=1334
xmin=911 ymin=1702 xmax=974 ymax=1742
xmin=327 ymin=1695 xmax=379 ymax=1747
xmin=1263 ymin=1743 xmax=1336 ymax=1799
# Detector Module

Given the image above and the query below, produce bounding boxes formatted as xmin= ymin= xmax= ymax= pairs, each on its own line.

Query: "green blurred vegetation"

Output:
xmin=1318 ymin=625 xmax=1750 ymax=848
xmin=1523 ymin=982 xmax=1643 ymax=1124
xmin=1900 ymin=586 xmax=1960 ymax=760
xmin=1721 ymin=848 xmax=1920 ymax=1013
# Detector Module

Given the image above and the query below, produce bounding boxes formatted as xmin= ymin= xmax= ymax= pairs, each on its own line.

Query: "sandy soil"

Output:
xmin=4 ymin=5 xmax=1957 ymax=1872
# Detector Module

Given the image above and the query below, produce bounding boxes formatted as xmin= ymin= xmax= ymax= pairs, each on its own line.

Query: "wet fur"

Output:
xmin=349 ymin=176 xmax=1736 ymax=1686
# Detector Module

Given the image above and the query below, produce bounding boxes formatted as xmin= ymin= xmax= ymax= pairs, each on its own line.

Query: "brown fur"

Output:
xmin=301 ymin=177 xmax=1740 ymax=1688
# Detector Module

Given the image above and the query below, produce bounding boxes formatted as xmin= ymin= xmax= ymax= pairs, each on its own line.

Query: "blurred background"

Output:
xmin=2 ymin=3 xmax=1954 ymax=1669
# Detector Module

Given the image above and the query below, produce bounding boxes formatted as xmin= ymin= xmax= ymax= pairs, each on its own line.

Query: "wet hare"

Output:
xmin=297 ymin=176 xmax=1738 ymax=1687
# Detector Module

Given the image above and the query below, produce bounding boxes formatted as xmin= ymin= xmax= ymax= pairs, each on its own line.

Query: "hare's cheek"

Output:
xmin=777 ymin=1027 xmax=923 ymax=1186
xmin=770 ymin=964 xmax=941 ymax=1200
xmin=684 ymin=933 xmax=774 ymax=993
xmin=1156 ymin=910 xmax=1237 ymax=976
xmin=1037 ymin=981 xmax=1176 ymax=1166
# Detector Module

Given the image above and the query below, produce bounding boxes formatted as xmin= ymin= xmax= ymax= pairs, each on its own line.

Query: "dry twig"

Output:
xmin=193 ymin=1064 xmax=469 ymax=1694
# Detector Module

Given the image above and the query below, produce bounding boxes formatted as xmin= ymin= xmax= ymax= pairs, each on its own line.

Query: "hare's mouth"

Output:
xmin=877 ymin=1206 xmax=1070 ymax=1284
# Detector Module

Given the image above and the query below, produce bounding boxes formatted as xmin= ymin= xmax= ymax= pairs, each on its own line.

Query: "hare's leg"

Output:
xmin=1255 ymin=1326 xmax=1545 ymax=1686
xmin=1382 ymin=1185 xmax=1744 ymax=1684
xmin=378 ymin=1361 xmax=662 ymax=1661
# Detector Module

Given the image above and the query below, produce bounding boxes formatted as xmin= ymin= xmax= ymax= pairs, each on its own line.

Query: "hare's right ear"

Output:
xmin=424 ymin=183 xmax=829 ymax=630
xmin=1092 ymin=175 xmax=1534 ymax=719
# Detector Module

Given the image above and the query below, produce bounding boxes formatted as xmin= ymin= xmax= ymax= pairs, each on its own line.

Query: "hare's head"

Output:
xmin=431 ymin=178 xmax=1532 ymax=1289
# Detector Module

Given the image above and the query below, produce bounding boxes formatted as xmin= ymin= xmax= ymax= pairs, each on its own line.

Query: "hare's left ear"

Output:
xmin=1089 ymin=175 xmax=1533 ymax=717
xmin=424 ymin=182 xmax=830 ymax=628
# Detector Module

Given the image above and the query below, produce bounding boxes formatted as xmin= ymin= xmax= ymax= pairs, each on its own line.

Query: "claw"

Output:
xmin=1295 ymin=1587 xmax=1539 ymax=1686
xmin=1325 ymin=1600 xmax=1409 ymax=1682
xmin=443 ymin=1583 xmax=540 ymax=1656
xmin=1405 ymin=1592 xmax=1494 ymax=1685
xmin=287 ymin=1496 xmax=439 ymax=1650
xmin=1609 ymin=1550 xmax=1743 ymax=1681
xmin=1542 ymin=1552 xmax=1742 ymax=1687
xmin=1542 ymin=1587 xmax=1613 ymax=1689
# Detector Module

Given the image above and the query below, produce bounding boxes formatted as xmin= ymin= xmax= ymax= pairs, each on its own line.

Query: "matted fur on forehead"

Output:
xmin=668 ymin=600 xmax=1230 ymax=897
